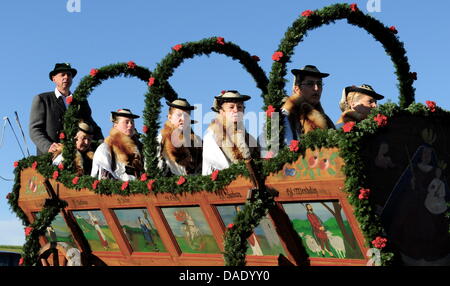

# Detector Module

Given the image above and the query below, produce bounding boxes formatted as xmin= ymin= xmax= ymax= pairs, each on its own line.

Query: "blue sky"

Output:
xmin=0 ymin=0 xmax=449 ymax=245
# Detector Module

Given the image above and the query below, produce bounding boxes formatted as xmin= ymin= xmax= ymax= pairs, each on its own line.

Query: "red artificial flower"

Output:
xmin=32 ymin=161 xmax=38 ymax=170
xmin=72 ymin=176 xmax=80 ymax=185
xmin=57 ymin=163 xmax=64 ymax=170
xmin=121 ymin=181 xmax=129 ymax=191
xmin=25 ymin=227 xmax=33 ymax=236
xmin=148 ymin=77 xmax=155 ymax=86
xmin=289 ymin=140 xmax=300 ymax=152
xmin=90 ymin=68 xmax=99 ymax=77
xmin=127 ymin=61 xmax=137 ymax=69
xmin=389 ymin=26 xmax=398 ymax=34
xmin=372 ymin=236 xmax=388 ymax=249
xmin=410 ymin=72 xmax=417 ymax=80
xmin=426 ymin=100 xmax=437 ymax=112
xmin=142 ymin=125 xmax=149 ymax=134
xmin=251 ymin=55 xmax=260 ymax=62
xmin=350 ymin=3 xmax=358 ymax=12
xmin=140 ymin=173 xmax=148 ymax=182
xmin=227 ymin=223 xmax=234 ymax=229
xmin=216 ymin=37 xmax=225 ymax=45
xmin=6 ymin=193 xmax=11 ymax=200
xmin=301 ymin=10 xmax=314 ymax=17
xmin=266 ymin=105 xmax=276 ymax=118
xmin=52 ymin=171 xmax=59 ymax=180
xmin=211 ymin=170 xmax=219 ymax=181
xmin=147 ymin=179 xmax=155 ymax=192
xmin=14 ymin=161 xmax=19 ymax=168
xmin=272 ymin=51 xmax=284 ymax=62
xmin=66 ymin=96 xmax=73 ymax=105
xmin=221 ymin=90 xmax=226 ymax=95
xmin=358 ymin=188 xmax=371 ymax=200
xmin=374 ymin=114 xmax=388 ymax=127
xmin=177 ymin=176 xmax=186 ymax=185
xmin=92 ymin=180 xmax=100 ymax=190
xmin=172 ymin=44 xmax=183 ymax=51
xmin=342 ymin=121 xmax=356 ymax=133
xmin=59 ymin=132 xmax=65 ymax=140
xmin=19 ymin=257 xmax=24 ymax=266
xmin=264 ymin=151 xmax=274 ymax=160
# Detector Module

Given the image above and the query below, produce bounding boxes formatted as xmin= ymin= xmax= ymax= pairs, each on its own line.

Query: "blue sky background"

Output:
xmin=0 ymin=0 xmax=449 ymax=245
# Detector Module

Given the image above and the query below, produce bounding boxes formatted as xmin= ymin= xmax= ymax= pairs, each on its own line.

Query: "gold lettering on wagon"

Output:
xmin=163 ymin=194 xmax=181 ymax=202
xmin=286 ymin=186 xmax=322 ymax=197
xmin=72 ymin=199 xmax=89 ymax=207
xmin=218 ymin=192 xmax=243 ymax=199
xmin=117 ymin=197 xmax=131 ymax=204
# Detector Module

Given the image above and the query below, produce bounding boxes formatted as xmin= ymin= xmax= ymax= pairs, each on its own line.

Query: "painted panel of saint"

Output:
xmin=161 ymin=206 xmax=220 ymax=254
xmin=113 ymin=208 xmax=166 ymax=253
xmin=71 ymin=210 xmax=120 ymax=252
xmin=217 ymin=204 xmax=286 ymax=256
xmin=282 ymin=201 xmax=364 ymax=259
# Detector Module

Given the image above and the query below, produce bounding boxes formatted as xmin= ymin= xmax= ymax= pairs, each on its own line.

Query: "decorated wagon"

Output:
xmin=7 ymin=3 xmax=450 ymax=266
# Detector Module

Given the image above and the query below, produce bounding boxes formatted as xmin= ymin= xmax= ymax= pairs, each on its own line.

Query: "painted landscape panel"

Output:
xmin=34 ymin=212 xmax=78 ymax=249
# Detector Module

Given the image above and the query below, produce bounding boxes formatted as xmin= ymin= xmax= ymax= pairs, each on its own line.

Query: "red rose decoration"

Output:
xmin=6 ymin=193 xmax=11 ymax=200
xmin=32 ymin=161 xmax=38 ymax=170
xmin=389 ymin=26 xmax=398 ymax=34
xmin=177 ymin=176 xmax=186 ymax=185
xmin=211 ymin=170 xmax=219 ymax=181
xmin=426 ymin=100 xmax=437 ymax=112
xmin=374 ymin=114 xmax=388 ymax=127
xmin=127 ymin=61 xmax=137 ymax=69
xmin=350 ymin=3 xmax=358 ymax=12
xmin=147 ymin=179 xmax=155 ymax=192
xmin=264 ymin=151 xmax=274 ymax=160
xmin=57 ymin=163 xmax=64 ymax=170
xmin=90 ymin=68 xmax=99 ymax=77
xmin=266 ymin=105 xmax=276 ymax=118
xmin=251 ymin=55 xmax=260 ymax=62
xmin=227 ymin=223 xmax=234 ymax=229
xmin=272 ymin=51 xmax=283 ymax=62
xmin=72 ymin=176 xmax=80 ymax=185
xmin=358 ymin=188 xmax=370 ymax=200
xmin=14 ymin=161 xmax=19 ymax=168
xmin=59 ymin=132 xmax=65 ymax=140
xmin=52 ymin=171 xmax=59 ymax=180
xmin=216 ymin=37 xmax=225 ymax=45
xmin=25 ymin=226 xmax=33 ymax=236
xmin=92 ymin=180 xmax=100 ymax=190
xmin=221 ymin=90 xmax=226 ymax=95
xmin=66 ymin=96 xmax=73 ymax=105
xmin=140 ymin=173 xmax=148 ymax=182
xmin=121 ymin=181 xmax=129 ymax=191
xmin=142 ymin=125 xmax=149 ymax=134
xmin=148 ymin=77 xmax=155 ymax=86
xmin=372 ymin=236 xmax=388 ymax=249
xmin=289 ymin=140 xmax=300 ymax=152
xmin=342 ymin=121 xmax=356 ymax=133
xmin=410 ymin=72 xmax=417 ymax=80
xmin=172 ymin=44 xmax=183 ymax=51
xmin=301 ymin=10 xmax=314 ymax=17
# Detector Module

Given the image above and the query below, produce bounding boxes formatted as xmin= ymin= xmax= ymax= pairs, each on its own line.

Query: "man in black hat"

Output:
xmin=281 ymin=65 xmax=335 ymax=142
xmin=91 ymin=108 xmax=143 ymax=181
xmin=156 ymin=98 xmax=202 ymax=176
xmin=202 ymin=90 xmax=259 ymax=175
xmin=29 ymin=63 xmax=103 ymax=155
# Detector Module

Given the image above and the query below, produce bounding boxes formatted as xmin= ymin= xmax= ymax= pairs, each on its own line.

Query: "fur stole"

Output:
xmin=336 ymin=110 xmax=366 ymax=124
xmin=160 ymin=121 xmax=201 ymax=173
xmin=52 ymin=146 xmax=94 ymax=175
xmin=105 ymin=128 xmax=143 ymax=171
xmin=207 ymin=116 xmax=258 ymax=164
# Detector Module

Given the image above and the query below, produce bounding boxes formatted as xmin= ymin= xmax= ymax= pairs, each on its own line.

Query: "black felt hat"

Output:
xmin=110 ymin=108 xmax=140 ymax=122
xmin=49 ymin=63 xmax=77 ymax=80
xmin=291 ymin=65 xmax=329 ymax=78
xmin=166 ymin=98 xmax=197 ymax=111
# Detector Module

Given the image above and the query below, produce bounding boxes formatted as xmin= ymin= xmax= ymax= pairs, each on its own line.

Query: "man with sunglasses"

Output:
xmin=281 ymin=65 xmax=335 ymax=142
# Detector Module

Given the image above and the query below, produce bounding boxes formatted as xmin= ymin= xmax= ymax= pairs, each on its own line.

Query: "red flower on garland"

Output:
xmin=32 ymin=161 xmax=38 ymax=170
xmin=127 ymin=61 xmax=137 ymax=69
xmin=227 ymin=223 xmax=234 ymax=229
xmin=172 ymin=44 xmax=183 ymax=51
xmin=358 ymin=188 xmax=371 ymax=200
xmin=272 ymin=51 xmax=284 ymax=62
xmin=350 ymin=3 xmax=358 ymax=12
xmin=216 ymin=37 xmax=225 ymax=45
xmin=426 ymin=100 xmax=437 ymax=112
xmin=25 ymin=227 xmax=33 ymax=236
xmin=372 ymin=236 xmax=388 ymax=249
xmin=121 ymin=181 xmax=129 ymax=191
xmin=147 ymin=179 xmax=155 ymax=192
xmin=6 ymin=193 xmax=11 ymax=200
xmin=52 ymin=171 xmax=59 ymax=180
xmin=66 ymin=96 xmax=73 ymax=105
xmin=148 ymin=77 xmax=155 ymax=86
xmin=177 ymin=176 xmax=186 ymax=185
xmin=90 ymin=68 xmax=99 ymax=77
xmin=374 ymin=114 xmax=388 ymax=127
xmin=301 ymin=10 xmax=314 ymax=17
xmin=72 ymin=176 xmax=80 ymax=185
xmin=342 ymin=121 xmax=356 ymax=133
xmin=211 ymin=170 xmax=219 ymax=181
xmin=57 ymin=163 xmax=64 ymax=170
xmin=410 ymin=72 xmax=417 ymax=80
xmin=142 ymin=125 xmax=149 ymax=134
xmin=14 ymin=161 xmax=19 ymax=168
xmin=266 ymin=105 xmax=276 ymax=118
xmin=140 ymin=173 xmax=148 ymax=182
xmin=92 ymin=180 xmax=100 ymax=190
xmin=59 ymin=132 xmax=65 ymax=140
xmin=251 ymin=55 xmax=260 ymax=62
xmin=389 ymin=26 xmax=398 ymax=34
xmin=289 ymin=140 xmax=300 ymax=152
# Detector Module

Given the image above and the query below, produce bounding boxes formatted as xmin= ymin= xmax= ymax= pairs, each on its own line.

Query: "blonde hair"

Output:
xmin=339 ymin=91 xmax=369 ymax=112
